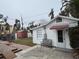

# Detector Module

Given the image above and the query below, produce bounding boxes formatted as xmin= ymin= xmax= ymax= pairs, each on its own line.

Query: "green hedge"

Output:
xmin=69 ymin=26 xmax=79 ymax=49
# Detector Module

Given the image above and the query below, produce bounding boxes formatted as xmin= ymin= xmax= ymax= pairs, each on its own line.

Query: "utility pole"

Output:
xmin=61 ymin=0 xmax=63 ymax=8
xmin=21 ymin=16 xmax=24 ymax=30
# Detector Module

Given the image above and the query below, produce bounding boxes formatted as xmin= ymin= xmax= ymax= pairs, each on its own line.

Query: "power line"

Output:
xmin=5 ymin=9 xmax=51 ymax=26
xmin=24 ymin=11 xmax=49 ymax=19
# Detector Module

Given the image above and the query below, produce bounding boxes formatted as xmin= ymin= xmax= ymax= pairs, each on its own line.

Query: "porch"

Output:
xmin=49 ymin=22 xmax=71 ymax=49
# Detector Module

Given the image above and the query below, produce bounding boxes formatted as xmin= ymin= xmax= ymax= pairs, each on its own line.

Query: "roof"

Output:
xmin=32 ymin=15 xmax=79 ymax=30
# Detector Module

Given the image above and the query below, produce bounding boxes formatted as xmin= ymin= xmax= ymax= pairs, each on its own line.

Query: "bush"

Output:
xmin=69 ymin=27 xmax=79 ymax=49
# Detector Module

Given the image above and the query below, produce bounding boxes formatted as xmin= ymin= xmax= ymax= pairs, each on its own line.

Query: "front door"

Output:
xmin=57 ymin=30 xmax=66 ymax=48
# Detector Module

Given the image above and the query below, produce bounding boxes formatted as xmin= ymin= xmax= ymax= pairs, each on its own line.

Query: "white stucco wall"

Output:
xmin=33 ymin=30 xmax=37 ymax=44
xmin=33 ymin=16 xmax=78 ymax=49
xmin=64 ymin=30 xmax=72 ymax=49
xmin=46 ymin=28 xmax=57 ymax=46
xmin=46 ymin=21 xmax=58 ymax=47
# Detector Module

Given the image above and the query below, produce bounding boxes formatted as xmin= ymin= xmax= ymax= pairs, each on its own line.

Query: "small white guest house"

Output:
xmin=32 ymin=15 xmax=79 ymax=49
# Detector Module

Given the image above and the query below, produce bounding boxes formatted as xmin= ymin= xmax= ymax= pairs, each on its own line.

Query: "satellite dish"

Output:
xmin=0 ymin=14 xmax=3 ymax=19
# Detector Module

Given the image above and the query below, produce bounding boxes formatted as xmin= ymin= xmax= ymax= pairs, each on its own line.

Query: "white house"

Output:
xmin=32 ymin=15 xmax=79 ymax=49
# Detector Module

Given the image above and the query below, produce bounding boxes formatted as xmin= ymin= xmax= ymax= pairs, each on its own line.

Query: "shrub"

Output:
xmin=69 ymin=26 xmax=79 ymax=49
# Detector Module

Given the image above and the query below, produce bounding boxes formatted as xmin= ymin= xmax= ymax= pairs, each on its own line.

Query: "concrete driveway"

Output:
xmin=14 ymin=45 xmax=74 ymax=59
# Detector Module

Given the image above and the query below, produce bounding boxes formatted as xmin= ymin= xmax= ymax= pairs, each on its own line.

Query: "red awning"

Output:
xmin=50 ymin=22 xmax=69 ymax=30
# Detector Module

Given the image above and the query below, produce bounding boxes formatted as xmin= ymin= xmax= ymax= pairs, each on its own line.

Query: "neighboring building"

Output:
xmin=27 ymin=30 xmax=32 ymax=38
xmin=17 ymin=30 xmax=28 ymax=38
xmin=32 ymin=15 xmax=79 ymax=49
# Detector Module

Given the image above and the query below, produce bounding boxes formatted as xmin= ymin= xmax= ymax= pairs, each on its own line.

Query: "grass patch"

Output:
xmin=14 ymin=38 xmax=36 ymax=46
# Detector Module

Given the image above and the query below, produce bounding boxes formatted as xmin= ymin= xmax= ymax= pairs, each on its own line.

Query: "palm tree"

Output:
xmin=27 ymin=21 xmax=35 ymax=34
xmin=14 ymin=19 xmax=20 ymax=31
xmin=5 ymin=23 xmax=10 ymax=32
xmin=60 ymin=0 xmax=70 ymax=16
xmin=60 ymin=0 xmax=79 ymax=18
xmin=3 ymin=16 xmax=10 ymax=33
xmin=48 ymin=9 xmax=54 ymax=19
xmin=4 ymin=16 xmax=8 ymax=22
xmin=0 ymin=14 xmax=3 ymax=19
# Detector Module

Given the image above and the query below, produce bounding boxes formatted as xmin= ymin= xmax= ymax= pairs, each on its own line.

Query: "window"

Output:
xmin=37 ymin=30 xmax=42 ymax=39
xmin=57 ymin=30 xmax=63 ymax=42
xmin=56 ymin=17 xmax=62 ymax=22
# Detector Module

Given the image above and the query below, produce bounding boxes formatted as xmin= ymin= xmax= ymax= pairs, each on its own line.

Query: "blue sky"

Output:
xmin=0 ymin=0 xmax=61 ymax=27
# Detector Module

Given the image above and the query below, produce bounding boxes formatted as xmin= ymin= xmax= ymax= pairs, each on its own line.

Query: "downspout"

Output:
xmin=43 ymin=25 xmax=47 ymax=40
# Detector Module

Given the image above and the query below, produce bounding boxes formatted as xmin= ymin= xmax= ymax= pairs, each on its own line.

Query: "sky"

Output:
xmin=0 ymin=0 xmax=61 ymax=27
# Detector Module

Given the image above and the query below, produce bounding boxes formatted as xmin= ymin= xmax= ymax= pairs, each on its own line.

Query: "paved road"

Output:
xmin=14 ymin=46 xmax=73 ymax=59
